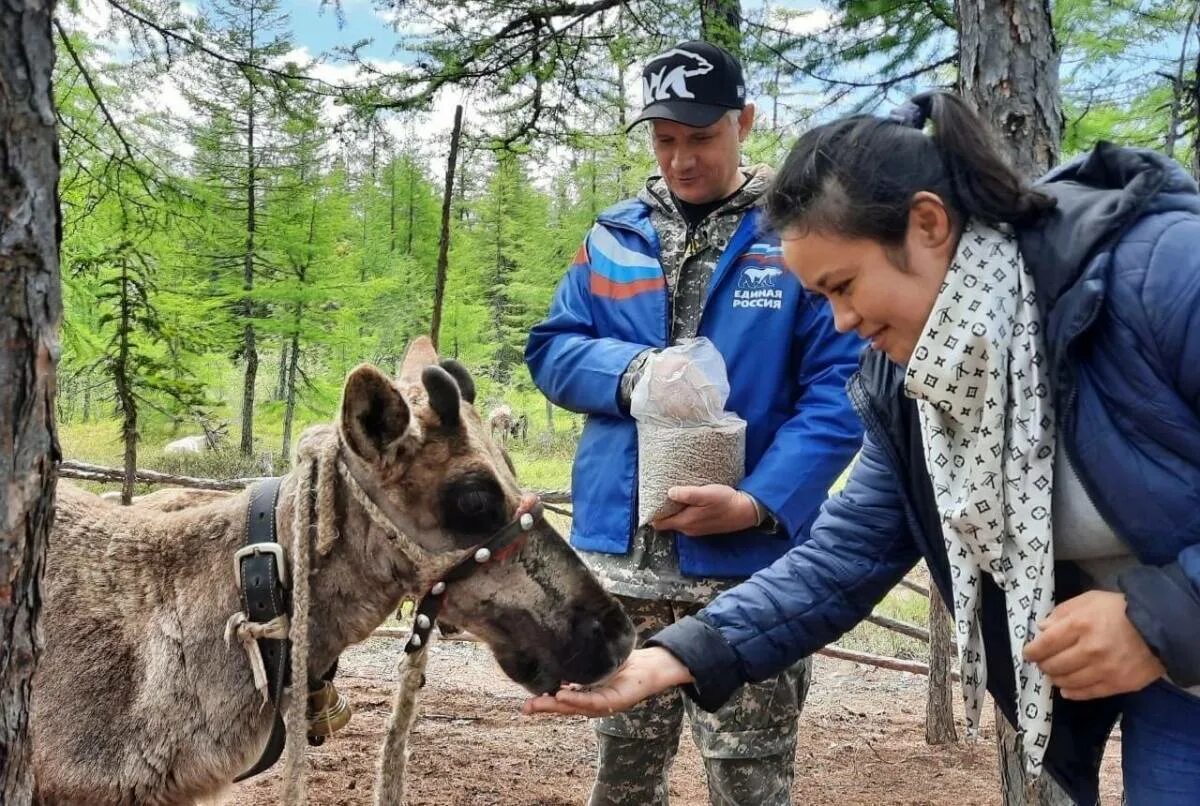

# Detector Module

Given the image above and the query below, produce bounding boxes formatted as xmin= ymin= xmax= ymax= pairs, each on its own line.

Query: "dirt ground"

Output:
xmin=227 ymin=637 xmax=1124 ymax=805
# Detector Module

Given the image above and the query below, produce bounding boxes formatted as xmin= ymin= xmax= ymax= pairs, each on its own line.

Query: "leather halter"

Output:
xmin=404 ymin=503 xmax=543 ymax=654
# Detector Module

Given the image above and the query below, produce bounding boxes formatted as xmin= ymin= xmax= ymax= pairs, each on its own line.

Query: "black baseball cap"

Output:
xmin=629 ymin=40 xmax=746 ymax=130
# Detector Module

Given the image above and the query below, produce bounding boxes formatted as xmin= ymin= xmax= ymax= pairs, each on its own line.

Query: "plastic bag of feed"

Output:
xmin=630 ymin=338 xmax=746 ymax=527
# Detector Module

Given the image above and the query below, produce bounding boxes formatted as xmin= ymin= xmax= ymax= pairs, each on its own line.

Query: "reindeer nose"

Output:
xmin=570 ymin=607 xmax=607 ymax=645
xmin=561 ymin=602 xmax=634 ymax=683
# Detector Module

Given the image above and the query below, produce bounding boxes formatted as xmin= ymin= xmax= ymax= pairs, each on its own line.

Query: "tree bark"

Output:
xmin=995 ymin=706 xmax=1073 ymax=806
xmin=959 ymin=2 xmax=1067 ymax=800
xmin=115 ymin=261 xmax=137 ymax=505
xmin=0 ymin=0 xmax=61 ymax=798
xmin=281 ymin=328 xmax=300 ymax=461
xmin=429 ymin=105 xmax=463 ymax=351
xmin=700 ymin=0 xmax=742 ymax=54
xmin=389 ymin=156 xmax=397 ymax=254
xmin=957 ymin=0 xmax=1062 ymax=176
xmin=1162 ymin=7 xmax=1196 ymax=159
xmin=1193 ymin=23 xmax=1200 ymax=179
xmin=925 ymin=587 xmax=958 ymax=744
xmin=406 ymin=160 xmax=416 ymax=255
xmin=275 ymin=337 xmax=288 ymax=401
xmin=239 ymin=50 xmax=258 ymax=457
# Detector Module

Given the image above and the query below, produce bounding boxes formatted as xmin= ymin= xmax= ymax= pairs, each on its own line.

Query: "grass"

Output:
xmin=839 ymin=586 xmax=931 ymax=661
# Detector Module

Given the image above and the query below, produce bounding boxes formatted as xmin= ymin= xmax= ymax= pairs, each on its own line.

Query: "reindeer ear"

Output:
xmin=422 ymin=365 xmax=461 ymax=429
xmin=438 ymin=359 xmax=476 ymax=405
xmin=340 ymin=364 xmax=413 ymax=464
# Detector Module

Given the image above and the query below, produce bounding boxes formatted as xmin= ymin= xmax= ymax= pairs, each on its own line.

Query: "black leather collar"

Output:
xmin=233 ymin=477 xmax=290 ymax=782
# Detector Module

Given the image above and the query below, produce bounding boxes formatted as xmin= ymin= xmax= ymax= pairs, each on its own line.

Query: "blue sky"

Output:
xmin=283 ymin=0 xmax=399 ymax=61
xmin=279 ymin=0 xmax=837 ymax=65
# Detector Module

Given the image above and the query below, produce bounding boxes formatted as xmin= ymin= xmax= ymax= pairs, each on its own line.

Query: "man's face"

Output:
xmin=650 ymin=106 xmax=753 ymax=204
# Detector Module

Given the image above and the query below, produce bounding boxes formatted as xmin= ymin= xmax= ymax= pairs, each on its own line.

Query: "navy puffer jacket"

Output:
xmin=651 ymin=144 xmax=1200 ymax=806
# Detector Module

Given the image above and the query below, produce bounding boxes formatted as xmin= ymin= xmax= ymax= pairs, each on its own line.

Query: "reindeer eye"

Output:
xmin=439 ymin=473 xmax=507 ymax=539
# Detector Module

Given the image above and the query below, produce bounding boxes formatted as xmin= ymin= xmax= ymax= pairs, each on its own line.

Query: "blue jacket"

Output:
xmin=525 ymin=200 xmax=864 ymax=577
xmin=652 ymin=144 xmax=1200 ymax=805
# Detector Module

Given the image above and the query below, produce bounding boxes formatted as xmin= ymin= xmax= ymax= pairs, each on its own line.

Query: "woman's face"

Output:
xmin=780 ymin=193 xmax=958 ymax=364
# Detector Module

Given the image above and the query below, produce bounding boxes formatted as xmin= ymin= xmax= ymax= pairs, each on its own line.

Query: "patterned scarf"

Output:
xmin=903 ymin=219 xmax=1056 ymax=775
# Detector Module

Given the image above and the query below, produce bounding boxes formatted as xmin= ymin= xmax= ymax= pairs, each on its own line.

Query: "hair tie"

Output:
xmin=888 ymin=101 xmax=926 ymax=129
xmin=888 ymin=91 xmax=936 ymax=130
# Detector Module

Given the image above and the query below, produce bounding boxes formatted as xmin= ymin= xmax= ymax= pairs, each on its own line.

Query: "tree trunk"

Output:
xmin=995 ymin=706 xmax=1073 ymax=806
xmin=0 ymin=0 xmax=61 ymax=798
xmin=275 ymin=337 xmax=288 ymax=401
xmin=240 ymin=324 xmax=257 ymax=456
xmin=389 ymin=156 xmax=398 ymax=254
xmin=430 ymin=104 xmax=463 ymax=351
xmin=957 ymin=0 xmax=1062 ymax=177
xmin=115 ymin=262 xmax=137 ymax=505
xmin=406 ymin=160 xmax=416 ymax=255
xmin=281 ymin=326 xmax=300 ymax=461
xmin=700 ymin=0 xmax=742 ymax=54
xmin=925 ymin=586 xmax=958 ymax=744
xmin=1162 ymin=8 xmax=1196 ymax=159
xmin=1193 ymin=23 xmax=1200 ymax=180
xmin=239 ymin=56 xmax=258 ymax=457
xmin=958 ymin=2 xmax=1064 ymax=800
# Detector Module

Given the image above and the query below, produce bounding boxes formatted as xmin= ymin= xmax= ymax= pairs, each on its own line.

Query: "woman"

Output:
xmin=525 ymin=92 xmax=1200 ymax=805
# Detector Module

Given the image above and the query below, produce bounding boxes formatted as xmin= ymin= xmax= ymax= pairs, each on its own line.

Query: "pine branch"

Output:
xmin=103 ymin=0 xmax=345 ymax=93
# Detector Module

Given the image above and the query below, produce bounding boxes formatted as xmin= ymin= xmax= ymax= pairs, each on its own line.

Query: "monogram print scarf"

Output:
xmin=903 ymin=219 xmax=1056 ymax=775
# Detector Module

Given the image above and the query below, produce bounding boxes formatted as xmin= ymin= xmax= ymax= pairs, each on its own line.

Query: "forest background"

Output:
xmin=53 ymin=0 xmax=1198 ymax=498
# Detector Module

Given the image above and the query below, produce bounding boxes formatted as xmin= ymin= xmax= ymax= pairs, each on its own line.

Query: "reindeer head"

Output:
xmin=201 ymin=419 xmax=229 ymax=451
xmin=331 ymin=338 xmax=633 ymax=694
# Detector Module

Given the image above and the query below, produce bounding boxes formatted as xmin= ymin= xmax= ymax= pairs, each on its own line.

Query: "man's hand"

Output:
xmin=521 ymin=648 xmax=693 ymax=718
xmin=1023 ymin=590 xmax=1165 ymax=700
xmin=652 ymin=485 xmax=759 ymax=536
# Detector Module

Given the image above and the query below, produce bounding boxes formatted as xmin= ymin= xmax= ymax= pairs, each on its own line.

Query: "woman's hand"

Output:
xmin=521 ymin=647 xmax=693 ymax=717
xmin=1023 ymin=590 xmax=1165 ymax=700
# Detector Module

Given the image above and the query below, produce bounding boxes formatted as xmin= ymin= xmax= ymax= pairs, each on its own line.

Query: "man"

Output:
xmin=525 ymin=41 xmax=864 ymax=805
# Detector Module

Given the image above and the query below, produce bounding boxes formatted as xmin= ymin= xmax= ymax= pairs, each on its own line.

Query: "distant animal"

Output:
xmin=164 ymin=420 xmax=228 ymax=455
xmin=163 ymin=435 xmax=209 ymax=454
xmin=511 ymin=413 xmax=528 ymax=443
xmin=488 ymin=406 xmax=528 ymax=448
xmin=488 ymin=404 xmax=514 ymax=448
xmin=32 ymin=337 xmax=634 ymax=805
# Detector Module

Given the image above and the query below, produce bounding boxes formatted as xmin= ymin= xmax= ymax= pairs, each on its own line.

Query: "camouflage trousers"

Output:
xmin=589 ymin=596 xmax=812 ymax=806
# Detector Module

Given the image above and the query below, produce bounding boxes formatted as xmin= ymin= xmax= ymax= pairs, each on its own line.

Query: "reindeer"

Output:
xmin=488 ymin=404 xmax=514 ymax=449
xmin=33 ymin=338 xmax=634 ymax=806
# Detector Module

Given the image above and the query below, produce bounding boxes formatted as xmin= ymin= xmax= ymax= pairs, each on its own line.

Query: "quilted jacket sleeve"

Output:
xmin=648 ymin=431 xmax=922 ymax=710
xmin=1117 ymin=214 xmax=1200 ymax=687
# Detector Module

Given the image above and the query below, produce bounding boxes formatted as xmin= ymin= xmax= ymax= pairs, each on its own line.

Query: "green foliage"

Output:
xmin=54 ymin=0 xmax=1200 ymax=480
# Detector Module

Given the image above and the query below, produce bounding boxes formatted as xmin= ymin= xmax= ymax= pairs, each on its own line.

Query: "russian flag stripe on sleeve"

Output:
xmin=588 ymin=225 xmax=662 ymax=282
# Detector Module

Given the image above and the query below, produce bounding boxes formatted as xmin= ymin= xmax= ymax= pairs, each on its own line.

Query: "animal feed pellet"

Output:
xmin=637 ymin=419 xmax=746 ymax=527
